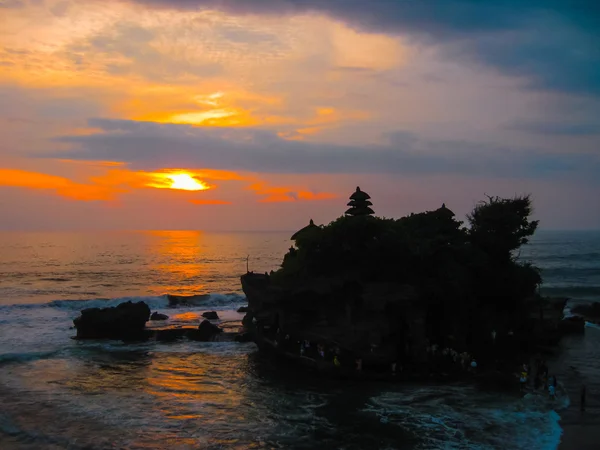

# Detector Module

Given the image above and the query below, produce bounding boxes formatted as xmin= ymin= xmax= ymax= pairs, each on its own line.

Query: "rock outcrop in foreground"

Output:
xmin=74 ymin=303 xmax=231 ymax=342
xmin=240 ymin=190 xmax=573 ymax=375
xmin=74 ymin=301 xmax=151 ymax=340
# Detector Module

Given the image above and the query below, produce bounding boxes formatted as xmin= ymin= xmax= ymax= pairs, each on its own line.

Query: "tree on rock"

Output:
xmin=468 ymin=195 xmax=539 ymax=262
xmin=345 ymin=187 xmax=374 ymax=216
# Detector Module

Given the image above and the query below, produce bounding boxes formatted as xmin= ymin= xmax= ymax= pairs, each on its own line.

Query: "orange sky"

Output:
xmin=1 ymin=0 xmax=599 ymax=230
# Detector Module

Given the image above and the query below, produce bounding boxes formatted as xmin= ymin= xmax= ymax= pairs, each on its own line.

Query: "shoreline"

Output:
xmin=553 ymin=323 xmax=600 ymax=450
xmin=558 ymin=406 xmax=600 ymax=450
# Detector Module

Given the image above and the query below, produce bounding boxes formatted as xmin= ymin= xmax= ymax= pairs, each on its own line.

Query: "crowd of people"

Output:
xmin=519 ymin=357 xmax=560 ymax=400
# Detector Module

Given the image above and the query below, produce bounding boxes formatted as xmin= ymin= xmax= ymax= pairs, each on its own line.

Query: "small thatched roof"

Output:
xmin=436 ymin=203 xmax=455 ymax=218
xmin=291 ymin=219 xmax=320 ymax=240
xmin=349 ymin=186 xmax=371 ymax=201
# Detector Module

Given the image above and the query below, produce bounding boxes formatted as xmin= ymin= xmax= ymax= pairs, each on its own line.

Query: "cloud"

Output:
xmin=0 ymin=168 xmax=123 ymax=201
xmin=508 ymin=121 xmax=600 ymax=136
xmin=125 ymin=0 xmax=600 ymax=96
xmin=68 ymin=22 xmax=223 ymax=83
xmin=189 ymin=199 xmax=231 ymax=205
xmin=247 ymin=182 xmax=337 ymax=203
xmin=51 ymin=119 xmax=600 ymax=181
xmin=0 ymin=159 xmax=338 ymax=204
xmin=0 ymin=0 xmax=25 ymax=8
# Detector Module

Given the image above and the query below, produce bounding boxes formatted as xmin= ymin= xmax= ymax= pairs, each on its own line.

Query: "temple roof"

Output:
xmin=291 ymin=218 xmax=320 ymax=240
xmin=347 ymin=199 xmax=373 ymax=207
xmin=349 ymin=186 xmax=371 ymax=201
xmin=345 ymin=206 xmax=375 ymax=216
xmin=436 ymin=203 xmax=455 ymax=217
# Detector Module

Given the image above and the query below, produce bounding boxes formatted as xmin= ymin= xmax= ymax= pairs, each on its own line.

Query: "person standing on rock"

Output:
xmin=520 ymin=364 xmax=528 ymax=393
xmin=355 ymin=358 xmax=362 ymax=371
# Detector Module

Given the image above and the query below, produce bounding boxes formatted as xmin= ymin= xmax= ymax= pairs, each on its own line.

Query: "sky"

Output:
xmin=1 ymin=0 xmax=599 ymax=231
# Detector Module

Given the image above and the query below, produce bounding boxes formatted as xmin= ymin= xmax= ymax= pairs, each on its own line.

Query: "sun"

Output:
xmin=166 ymin=173 xmax=210 ymax=191
xmin=147 ymin=172 xmax=211 ymax=191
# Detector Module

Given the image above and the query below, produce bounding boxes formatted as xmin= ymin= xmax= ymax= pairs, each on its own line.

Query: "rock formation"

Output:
xmin=150 ymin=312 xmax=169 ymax=321
xmin=73 ymin=301 xmax=151 ymax=340
xmin=202 ymin=311 xmax=220 ymax=320
xmin=240 ymin=191 xmax=568 ymax=373
xmin=190 ymin=320 xmax=223 ymax=341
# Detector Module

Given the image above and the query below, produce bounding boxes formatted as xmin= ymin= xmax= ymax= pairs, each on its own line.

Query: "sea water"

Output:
xmin=0 ymin=230 xmax=598 ymax=449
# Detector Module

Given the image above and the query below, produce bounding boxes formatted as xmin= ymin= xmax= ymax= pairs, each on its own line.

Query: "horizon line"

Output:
xmin=0 ymin=228 xmax=599 ymax=233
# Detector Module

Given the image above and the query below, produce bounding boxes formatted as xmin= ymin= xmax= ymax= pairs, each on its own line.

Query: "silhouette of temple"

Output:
xmin=345 ymin=187 xmax=374 ymax=216
xmin=291 ymin=218 xmax=319 ymax=240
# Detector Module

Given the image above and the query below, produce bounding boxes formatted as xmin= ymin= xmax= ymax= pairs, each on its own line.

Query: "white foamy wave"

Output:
xmin=0 ymin=293 xmax=249 ymax=312
xmin=585 ymin=321 xmax=600 ymax=330
xmin=198 ymin=293 xmax=246 ymax=308
xmin=563 ymin=301 xmax=574 ymax=318
xmin=48 ymin=295 xmax=170 ymax=311
xmin=365 ymin=386 xmax=564 ymax=450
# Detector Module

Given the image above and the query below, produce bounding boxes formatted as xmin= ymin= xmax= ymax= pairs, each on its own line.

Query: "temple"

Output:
xmin=345 ymin=187 xmax=374 ymax=216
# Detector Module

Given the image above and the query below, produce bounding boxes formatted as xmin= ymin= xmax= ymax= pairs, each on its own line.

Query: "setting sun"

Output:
xmin=146 ymin=172 xmax=211 ymax=191
xmin=167 ymin=173 xmax=210 ymax=191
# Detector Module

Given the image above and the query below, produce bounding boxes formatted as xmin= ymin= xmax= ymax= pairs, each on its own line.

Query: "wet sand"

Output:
xmin=558 ymin=407 xmax=600 ymax=450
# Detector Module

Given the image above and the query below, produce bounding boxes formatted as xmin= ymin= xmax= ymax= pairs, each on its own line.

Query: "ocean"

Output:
xmin=0 ymin=230 xmax=598 ymax=449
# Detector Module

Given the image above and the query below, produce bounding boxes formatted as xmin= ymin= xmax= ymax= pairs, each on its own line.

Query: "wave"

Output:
xmin=0 ymin=350 xmax=61 ymax=365
xmin=48 ymin=295 xmax=171 ymax=311
xmin=531 ymin=252 xmax=600 ymax=262
xmin=540 ymin=267 xmax=600 ymax=278
xmin=540 ymin=286 xmax=600 ymax=301
xmin=365 ymin=386 xmax=564 ymax=450
xmin=530 ymin=251 xmax=600 ymax=261
xmin=0 ymin=293 xmax=247 ymax=312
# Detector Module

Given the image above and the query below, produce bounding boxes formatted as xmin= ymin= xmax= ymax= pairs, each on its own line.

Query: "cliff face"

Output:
xmin=241 ymin=272 xmax=574 ymax=370
xmin=241 ymin=272 xmax=426 ymax=365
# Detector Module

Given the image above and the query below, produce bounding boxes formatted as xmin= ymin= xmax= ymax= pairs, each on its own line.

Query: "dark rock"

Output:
xmin=571 ymin=302 xmax=600 ymax=319
xmin=189 ymin=320 xmax=223 ymax=341
xmin=202 ymin=311 xmax=219 ymax=320
xmin=559 ymin=316 xmax=585 ymax=334
xmin=73 ymin=301 xmax=150 ymax=340
xmin=239 ymin=193 xmax=558 ymax=377
xmin=237 ymin=306 xmax=249 ymax=313
xmin=150 ymin=312 xmax=169 ymax=321
xmin=234 ymin=331 xmax=254 ymax=342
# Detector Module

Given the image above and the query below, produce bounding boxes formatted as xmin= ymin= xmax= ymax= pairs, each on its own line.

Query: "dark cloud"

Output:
xmin=0 ymin=86 xmax=104 ymax=121
xmin=125 ymin=0 xmax=600 ymax=96
xmin=0 ymin=0 xmax=26 ymax=8
xmin=50 ymin=118 xmax=600 ymax=181
xmin=509 ymin=120 xmax=600 ymax=136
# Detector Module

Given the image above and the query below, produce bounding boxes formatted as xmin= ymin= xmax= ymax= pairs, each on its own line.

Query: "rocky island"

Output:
xmin=240 ymin=187 xmax=576 ymax=378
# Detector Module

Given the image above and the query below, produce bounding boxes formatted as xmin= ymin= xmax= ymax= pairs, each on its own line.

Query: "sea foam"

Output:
xmin=0 ymin=293 xmax=247 ymax=312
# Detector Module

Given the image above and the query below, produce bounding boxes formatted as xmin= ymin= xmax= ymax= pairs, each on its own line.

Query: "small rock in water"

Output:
xmin=150 ymin=312 xmax=169 ymax=321
xmin=189 ymin=320 xmax=223 ymax=341
xmin=202 ymin=311 xmax=219 ymax=320
xmin=237 ymin=306 xmax=249 ymax=313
